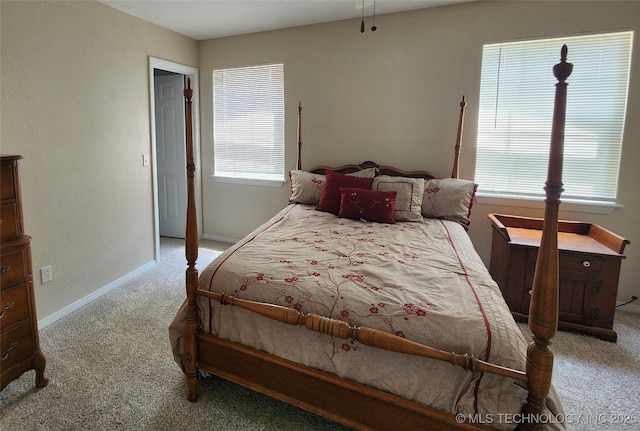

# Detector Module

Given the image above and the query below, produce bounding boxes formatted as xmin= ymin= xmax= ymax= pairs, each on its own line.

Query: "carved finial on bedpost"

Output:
xmin=297 ymin=102 xmax=303 ymax=170
xmin=521 ymin=45 xmax=572 ymax=431
xmin=451 ymin=95 xmax=466 ymax=179
xmin=554 ymin=45 xmax=573 ymax=84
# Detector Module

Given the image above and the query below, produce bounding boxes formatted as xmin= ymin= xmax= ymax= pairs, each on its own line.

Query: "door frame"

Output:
xmin=148 ymin=57 xmax=201 ymax=261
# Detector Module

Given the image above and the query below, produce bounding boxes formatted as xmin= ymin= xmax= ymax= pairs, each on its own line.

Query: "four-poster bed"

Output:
xmin=170 ymin=47 xmax=573 ymax=430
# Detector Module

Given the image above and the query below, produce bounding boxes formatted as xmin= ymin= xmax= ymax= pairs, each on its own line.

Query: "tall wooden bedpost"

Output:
xmin=296 ymin=102 xmax=303 ymax=170
xmin=521 ymin=45 xmax=572 ymax=430
xmin=183 ymin=78 xmax=200 ymax=402
xmin=451 ymin=95 xmax=466 ymax=179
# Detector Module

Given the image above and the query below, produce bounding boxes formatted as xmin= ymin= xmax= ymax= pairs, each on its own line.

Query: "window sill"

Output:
xmin=213 ymin=176 xmax=285 ymax=188
xmin=475 ymin=193 xmax=622 ymax=215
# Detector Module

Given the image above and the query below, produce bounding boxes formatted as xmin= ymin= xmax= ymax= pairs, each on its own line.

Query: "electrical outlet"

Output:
xmin=41 ymin=265 xmax=53 ymax=284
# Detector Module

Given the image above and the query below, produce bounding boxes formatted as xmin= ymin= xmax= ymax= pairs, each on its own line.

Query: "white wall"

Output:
xmin=198 ymin=1 xmax=640 ymax=306
xmin=0 ymin=0 xmax=198 ymax=320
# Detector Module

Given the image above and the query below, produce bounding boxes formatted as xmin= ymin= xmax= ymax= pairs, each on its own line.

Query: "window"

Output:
xmin=213 ymin=63 xmax=284 ymax=183
xmin=475 ymin=32 xmax=632 ymax=204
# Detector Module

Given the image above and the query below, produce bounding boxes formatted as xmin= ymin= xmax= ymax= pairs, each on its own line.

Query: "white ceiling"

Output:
xmin=100 ymin=0 xmax=472 ymax=40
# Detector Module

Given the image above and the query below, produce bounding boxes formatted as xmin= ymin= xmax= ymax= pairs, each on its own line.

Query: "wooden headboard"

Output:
xmin=309 ymin=160 xmax=438 ymax=180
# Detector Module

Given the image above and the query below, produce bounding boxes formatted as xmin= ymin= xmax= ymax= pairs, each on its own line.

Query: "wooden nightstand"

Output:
xmin=488 ymin=213 xmax=629 ymax=342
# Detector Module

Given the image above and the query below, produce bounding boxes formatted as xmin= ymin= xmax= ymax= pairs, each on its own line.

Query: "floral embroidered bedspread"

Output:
xmin=170 ymin=204 xmax=564 ymax=430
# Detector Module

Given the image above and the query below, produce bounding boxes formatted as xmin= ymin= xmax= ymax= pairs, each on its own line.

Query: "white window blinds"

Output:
xmin=213 ymin=63 xmax=285 ymax=182
xmin=475 ymin=32 xmax=632 ymax=202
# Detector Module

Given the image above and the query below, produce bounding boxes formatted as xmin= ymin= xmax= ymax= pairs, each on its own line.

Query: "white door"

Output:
xmin=155 ymin=74 xmax=186 ymax=238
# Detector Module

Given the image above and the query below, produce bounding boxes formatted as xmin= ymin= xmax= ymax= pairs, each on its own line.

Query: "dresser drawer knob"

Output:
xmin=0 ymin=302 xmax=15 ymax=318
xmin=1 ymin=265 xmax=10 ymax=274
xmin=1 ymin=342 xmax=18 ymax=362
xmin=582 ymin=260 xmax=591 ymax=268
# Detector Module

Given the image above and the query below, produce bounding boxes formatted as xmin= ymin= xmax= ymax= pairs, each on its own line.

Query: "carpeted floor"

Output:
xmin=1 ymin=237 xmax=638 ymax=430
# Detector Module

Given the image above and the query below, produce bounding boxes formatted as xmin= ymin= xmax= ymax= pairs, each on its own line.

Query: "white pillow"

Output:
xmin=421 ymin=178 xmax=477 ymax=226
xmin=289 ymin=170 xmax=324 ymax=205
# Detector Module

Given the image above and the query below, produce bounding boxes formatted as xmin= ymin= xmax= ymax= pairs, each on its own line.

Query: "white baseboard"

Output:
xmin=616 ymin=301 xmax=640 ymax=314
xmin=202 ymin=233 xmax=239 ymax=244
xmin=38 ymin=260 xmax=157 ymax=329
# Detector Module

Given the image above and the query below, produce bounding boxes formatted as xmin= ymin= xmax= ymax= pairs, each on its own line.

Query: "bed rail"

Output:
xmin=197 ymin=289 xmax=527 ymax=382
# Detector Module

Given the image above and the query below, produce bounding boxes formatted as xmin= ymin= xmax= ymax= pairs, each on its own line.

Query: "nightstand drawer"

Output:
xmin=0 ymin=322 xmax=34 ymax=369
xmin=1 ymin=202 xmax=20 ymax=241
xmin=0 ymin=284 xmax=29 ymax=330
xmin=559 ymin=253 xmax=602 ymax=272
xmin=0 ymin=246 xmax=28 ymax=290
xmin=525 ymin=248 xmax=602 ymax=272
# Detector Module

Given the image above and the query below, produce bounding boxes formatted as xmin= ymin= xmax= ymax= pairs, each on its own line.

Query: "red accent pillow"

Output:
xmin=338 ymin=188 xmax=397 ymax=224
xmin=316 ymin=171 xmax=374 ymax=215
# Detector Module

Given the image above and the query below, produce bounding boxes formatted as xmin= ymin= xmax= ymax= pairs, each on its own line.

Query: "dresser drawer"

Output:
xmin=0 ymin=245 xmax=29 ymax=290
xmin=0 ymin=162 xmax=16 ymax=200
xmin=0 ymin=322 xmax=34 ymax=369
xmin=0 ymin=284 xmax=29 ymax=330
xmin=1 ymin=202 xmax=21 ymax=240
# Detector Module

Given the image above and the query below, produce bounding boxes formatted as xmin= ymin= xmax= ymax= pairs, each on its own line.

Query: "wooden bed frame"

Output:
xmin=180 ymin=47 xmax=573 ymax=431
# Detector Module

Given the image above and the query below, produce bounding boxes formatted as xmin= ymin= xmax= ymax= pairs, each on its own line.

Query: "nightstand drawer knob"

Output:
xmin=1 ymin=265 xmax=10 ymax=274
xmin=582 ymin=260 xmax=591 ymax=268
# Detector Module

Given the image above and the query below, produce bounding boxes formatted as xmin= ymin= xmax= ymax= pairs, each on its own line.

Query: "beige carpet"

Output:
xmin=1 ymin=237 xmax=638 ymax=430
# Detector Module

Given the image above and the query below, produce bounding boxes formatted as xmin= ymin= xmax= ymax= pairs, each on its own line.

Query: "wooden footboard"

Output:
xmin=196 ymin=333 xmax=495 ymax=431
xmin=181 ymin=46 xmax=571 ymax=429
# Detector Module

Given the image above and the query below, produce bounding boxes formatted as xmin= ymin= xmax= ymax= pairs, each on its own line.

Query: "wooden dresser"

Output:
xmin=488 ymin=213 xmax=629 ymax=342
xmin=1 ymin=155 xmax=48 ymax=391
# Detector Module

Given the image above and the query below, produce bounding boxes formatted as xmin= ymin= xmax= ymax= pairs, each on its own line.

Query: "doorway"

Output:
xmin=148 ymin=58 xmax=200 ymax=261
